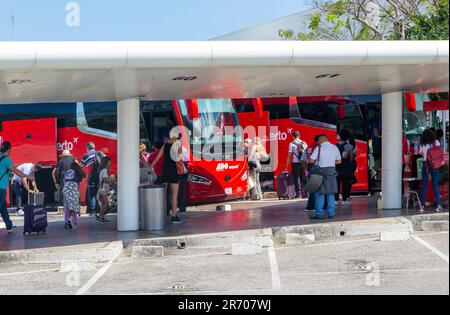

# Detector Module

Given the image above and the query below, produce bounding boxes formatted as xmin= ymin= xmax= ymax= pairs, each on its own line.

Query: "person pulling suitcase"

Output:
xmin=0 ymin=142 xmax=35 ymax=234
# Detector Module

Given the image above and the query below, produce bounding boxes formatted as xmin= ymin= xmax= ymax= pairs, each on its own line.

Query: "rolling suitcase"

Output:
xmin=23 ymin=205 xmax=48 ymax=235
xmin=277 ymin=173 xmax=296 ymax=200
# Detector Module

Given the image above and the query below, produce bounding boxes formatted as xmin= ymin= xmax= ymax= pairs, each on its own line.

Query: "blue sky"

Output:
xmin=0 ymin=0 xmax=307 ymax=41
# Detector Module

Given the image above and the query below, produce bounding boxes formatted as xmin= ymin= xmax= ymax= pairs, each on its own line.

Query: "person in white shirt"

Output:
xmin=11 ymin=163 xmax=41 ymax=216
xmin=284 ymin=131 xmax=308 ymax=198
xmin=309 ymin=135 xmax=342 ymax=220
xmin=418 ymin=129 xmax=443 ymax=213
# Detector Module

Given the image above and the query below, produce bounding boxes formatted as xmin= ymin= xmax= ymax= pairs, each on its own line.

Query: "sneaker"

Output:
xmin=171 ymin=216 xmax=183 ymax=224
xmin=7 ymin=226 xmax=15 ymax=234
xmin=436 ymin=206 xmax=444 ymax=212
xmin=305 ymin=207 xmax=315 ymax=211
xmin=65 ymin=221 xmax=73 ymax=230
xmin=95 ymin=214 xmax=100 ymax=221
xmin=16 ymin=209 xmax=24 ymax=216
xmin=419 ymin=207 xmax=425 ymax=213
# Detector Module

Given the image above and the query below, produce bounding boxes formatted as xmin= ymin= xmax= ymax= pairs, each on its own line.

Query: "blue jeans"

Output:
xmin=421 ymin=165 xmax=441 ymax=206
xmin=315 ymin=192 xmax=335 ymax=218
xmin=87 ymin=185 xmax=97 ymax=214
xmin=0 ymin=189 xmax=13 ymax=231
xmin=307 ymin=192 xmax=315 ymax=209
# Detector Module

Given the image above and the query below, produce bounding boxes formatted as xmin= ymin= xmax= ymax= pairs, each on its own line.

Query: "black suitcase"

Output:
xmin=23 ymin=205 xmax=48 ymax=235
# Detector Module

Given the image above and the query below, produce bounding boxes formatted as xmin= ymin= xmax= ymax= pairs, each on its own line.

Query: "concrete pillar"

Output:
xmin=117 ymin=98 xmax=140 ymax=231
xmin=382 ymin=92 xmax=403 ymax=209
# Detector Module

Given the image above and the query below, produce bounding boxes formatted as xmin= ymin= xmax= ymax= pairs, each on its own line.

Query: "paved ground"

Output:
xmin=3 ymin=196 xmax=444 ymax=251
xmin=0 ymin=231 xmax=447 ymax=295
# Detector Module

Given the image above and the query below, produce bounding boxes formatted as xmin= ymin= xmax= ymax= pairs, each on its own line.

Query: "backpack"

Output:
xmin=336 ymin=142 xmax=354 ymax=176
xmin=56 ymin=156 xmax=75 ymax=185
xmin=427 ymin=144 xmax=445 ymax=170
xmin=291 ymin=140 xmax=305 ymax=161
xmin=88 ymin=152 xmax=104 ymax=192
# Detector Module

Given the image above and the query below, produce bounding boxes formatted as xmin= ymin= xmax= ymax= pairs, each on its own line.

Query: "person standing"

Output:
xmin=0 ymin=142 xmax=35 ymax=234
xmin=97 ymin=156 xmax=114 ymax=223
xmin=284 ymin=131 xmax=308 ymax=198
xmin=249 ymin=137 xmax=268 ymax=200
xmin=150 ymin=130 xmax=183 ymax=224
xmin=419 ymin=129 xmax=444 ymax=213
xmin=80 ymin=142 xmax=104 ymax=217
xmin=335 ymin=129 xmax=356 ymax=204
xmin=62 ymin=162 xmax=86 ymax=230
xmin=52 ymin=150 xmax=76 ymax=212
xmin=11 ymin=163 xmax=41 ymax=216
xmin=302 ymin=135 xmax=320 ymax=211
xmin=309 ymin=135 xmax=342 ymax=220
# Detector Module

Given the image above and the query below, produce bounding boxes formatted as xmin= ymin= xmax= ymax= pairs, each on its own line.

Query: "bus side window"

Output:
xmin=233 ymin=99 xmax=255 ymax=113
xmin=262 ymin=99 xmax=290 ymax=120
xmin=298 ymin=102 xmax=336 ymax=125
xmin=83 ymin=102 xmax=118 ymax=133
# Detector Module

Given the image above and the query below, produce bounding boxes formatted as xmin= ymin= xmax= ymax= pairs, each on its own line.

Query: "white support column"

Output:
xmin=117 ymin=98 xmax=140 ymax=231
xmin=382 ymin=92 xmax=403 ymax=209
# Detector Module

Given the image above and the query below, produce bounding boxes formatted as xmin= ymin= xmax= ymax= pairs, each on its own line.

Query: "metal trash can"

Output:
xmin=139 ymin=184 xmax=167 ymax=231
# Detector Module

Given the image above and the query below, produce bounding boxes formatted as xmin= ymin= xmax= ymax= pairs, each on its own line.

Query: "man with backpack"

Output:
xmin=80 ymin=142 xmax=105 ymax=218
xmin=284 ymin=131 xmax=308 ymax=198
xmin=0 ymin=142 xmax=35 ymax=234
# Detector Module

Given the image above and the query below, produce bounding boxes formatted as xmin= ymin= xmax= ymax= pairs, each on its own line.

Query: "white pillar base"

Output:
xmin=117 ymin=98 xmax=140 ymax=231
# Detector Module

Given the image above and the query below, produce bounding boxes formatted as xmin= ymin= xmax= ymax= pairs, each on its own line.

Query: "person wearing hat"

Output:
xmin=10 ymin=162 xmax=42 ymax=216
xmin=284 ymin=131 xmax=308 ymax=198
xmin=52 ymin=150 xmax=77 ymax=226
xmin=0 ymin=142 xmax=35 ymax=234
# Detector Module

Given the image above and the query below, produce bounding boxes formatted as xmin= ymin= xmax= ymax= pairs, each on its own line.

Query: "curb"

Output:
xmin=272 ymin=217 xmax=414 ymax=243
xmin=0 ymin=241 xmax=123 ymax=264
xmin=404 ymin=213 xmax=449 ymax=231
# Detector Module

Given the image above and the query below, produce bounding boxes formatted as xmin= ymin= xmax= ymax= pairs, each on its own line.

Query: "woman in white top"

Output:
xmin=248 ymin=137 xmax=268 ymax=200
xmin=419 ymin=129 xmax=443 ymax=212
xmin=97 ymin=156 xmax=113 ymax=223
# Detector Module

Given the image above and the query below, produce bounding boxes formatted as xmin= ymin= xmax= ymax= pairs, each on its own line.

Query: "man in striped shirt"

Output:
xmin=80 ymin=142 xmax=104 ymax=216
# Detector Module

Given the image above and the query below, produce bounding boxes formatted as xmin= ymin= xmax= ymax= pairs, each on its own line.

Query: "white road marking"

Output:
xmin=267 ymin=246 xmax=281 ymax=291
xmin=75 ymin=250 xmax=122 ymax=295
xmin=280 ymin=268 xmax=449 ymax=277
xmin=412 ymin=235 xmax=449 ymax=265
xmin=0 ymin=268 xmax=58 ymax=277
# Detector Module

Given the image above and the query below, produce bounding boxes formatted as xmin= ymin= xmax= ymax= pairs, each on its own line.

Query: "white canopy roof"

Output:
xmin=0 ymin=40 xmax=448 ymax=104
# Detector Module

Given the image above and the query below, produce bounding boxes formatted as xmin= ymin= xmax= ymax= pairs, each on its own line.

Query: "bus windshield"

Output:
xmin=179 ymin=99 xmax=242 ymax=147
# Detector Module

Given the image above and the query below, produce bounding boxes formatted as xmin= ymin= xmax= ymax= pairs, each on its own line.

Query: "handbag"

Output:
xmin=304 ymin=145 xmax=323 ymax=193
xmin=247 ymin=175 xmax=256 ymax=190
xmin=176 ymin=145 xmax=188 ymax=175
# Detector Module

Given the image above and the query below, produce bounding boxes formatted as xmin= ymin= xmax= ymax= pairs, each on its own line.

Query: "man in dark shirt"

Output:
xmin=80 ymin=142 xmax=104 ymax=216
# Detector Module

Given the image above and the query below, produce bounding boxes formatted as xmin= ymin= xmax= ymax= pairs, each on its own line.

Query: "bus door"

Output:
xmin=2 ymin=118 xmax=58 ymax=206
xmin=141 ymin=101 xmax=178 ymax=145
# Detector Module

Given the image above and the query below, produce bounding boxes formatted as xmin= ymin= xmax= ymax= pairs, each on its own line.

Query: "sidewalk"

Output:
xmin=0 ymin=196 xmax=447 ymax=252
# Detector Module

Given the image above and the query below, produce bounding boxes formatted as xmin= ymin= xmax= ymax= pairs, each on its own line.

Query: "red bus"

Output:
xmin=0 ymin=99 xmax=247 ymax=207
xmin=233 ymin=96 xmax=369 ymax=192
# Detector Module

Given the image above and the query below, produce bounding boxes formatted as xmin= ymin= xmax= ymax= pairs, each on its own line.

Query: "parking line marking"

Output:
xmin=76 ymin=250 xmax=122 ymax=295
xmin=0 ymin=269 xmax=57 ymax=277
xmin=268 ymin=246 xmax=281 ymax=291
xmin=412 ymin=235 xmax=449 ymax=265
xmin=280 ymin=268 xmax=449 ymax=277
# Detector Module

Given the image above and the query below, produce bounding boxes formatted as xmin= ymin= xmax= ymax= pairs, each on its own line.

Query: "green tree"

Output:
xmin=279 ymin=0 xmax=449 ymax=40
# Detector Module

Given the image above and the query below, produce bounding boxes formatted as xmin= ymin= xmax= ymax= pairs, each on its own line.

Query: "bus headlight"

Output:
xmin=188 ymin=174 xmax=212 ymax=185
xmin=241 ymin=173 xmax=248 ymax=181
